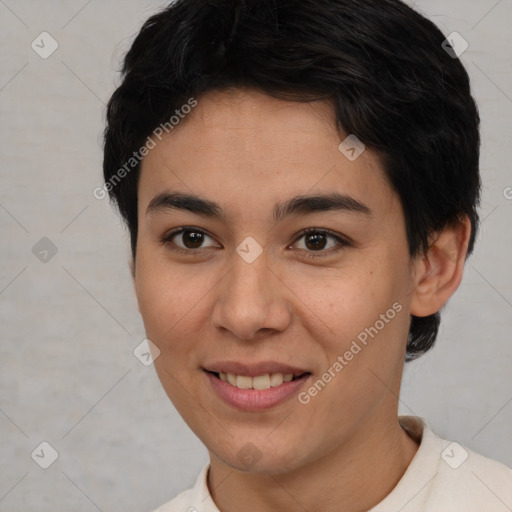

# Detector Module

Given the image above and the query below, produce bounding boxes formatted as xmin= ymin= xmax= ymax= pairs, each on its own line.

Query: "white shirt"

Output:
xmin=152 ymin=416 xmax=512 ymax=511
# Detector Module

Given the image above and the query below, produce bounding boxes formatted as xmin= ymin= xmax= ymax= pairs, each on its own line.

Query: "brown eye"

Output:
xmin=291 ymin=228 xmax=349 ymax=259
xmin=304 ymin=232 xmax=328 ymax=251
xmin=179 ymin=230 xmax=206 ymax=249
xmin=162 ymin=227 xmax=219 ymax=253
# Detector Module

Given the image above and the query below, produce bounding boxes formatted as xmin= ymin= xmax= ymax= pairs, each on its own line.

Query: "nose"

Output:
xmin=211 ymin=246 xmax=293 ymax=340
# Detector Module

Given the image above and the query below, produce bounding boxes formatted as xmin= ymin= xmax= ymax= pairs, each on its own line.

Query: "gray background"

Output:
xmin=1 ymin=0 xmax=511 ymax=511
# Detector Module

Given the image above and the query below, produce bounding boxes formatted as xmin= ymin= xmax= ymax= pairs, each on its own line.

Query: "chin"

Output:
xmin=210 ymin=436 xmax=310 ymax=475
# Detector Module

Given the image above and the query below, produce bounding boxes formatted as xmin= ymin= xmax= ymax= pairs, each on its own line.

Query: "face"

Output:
xmin=134 ymin=88 xmax=417 ymax=474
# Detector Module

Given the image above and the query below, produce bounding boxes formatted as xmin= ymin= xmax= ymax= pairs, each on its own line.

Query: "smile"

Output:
xmin=211 ymin=371 xmax=305 ymax=389
xmin=204 ymin=369 xmax=312 ymax=411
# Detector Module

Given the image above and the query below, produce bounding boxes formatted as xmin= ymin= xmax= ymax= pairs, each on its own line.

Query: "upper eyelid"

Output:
xmin=293 ymin=228 xmax=348 ymax=242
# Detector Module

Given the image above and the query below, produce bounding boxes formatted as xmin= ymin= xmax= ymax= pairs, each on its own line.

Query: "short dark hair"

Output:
xmin=103 ymin=0 xmax=481 ymax=361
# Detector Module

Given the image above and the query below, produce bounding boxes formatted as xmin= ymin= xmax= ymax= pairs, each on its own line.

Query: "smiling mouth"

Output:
xmin=205 ymin=370 xmax=311 ymax=390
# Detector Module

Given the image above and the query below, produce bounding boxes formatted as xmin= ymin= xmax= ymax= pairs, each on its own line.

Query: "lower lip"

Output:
xmin=204 ymin=371 xmax=311 ymax=412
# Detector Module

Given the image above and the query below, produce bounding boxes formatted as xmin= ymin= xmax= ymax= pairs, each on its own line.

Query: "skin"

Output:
xmin=133 ymin=88 xmax=471 ymax=512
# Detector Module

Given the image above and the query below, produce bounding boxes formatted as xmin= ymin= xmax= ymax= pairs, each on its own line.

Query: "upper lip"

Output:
xmin=203 ymin=361 xmax=310 ymax=377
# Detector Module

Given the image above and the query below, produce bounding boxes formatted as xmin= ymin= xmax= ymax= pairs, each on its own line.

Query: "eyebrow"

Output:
xmin=146 ymin=191 xmax=372 ymax=221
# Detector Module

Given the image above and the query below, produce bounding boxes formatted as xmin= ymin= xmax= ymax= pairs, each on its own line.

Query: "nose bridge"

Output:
xmin=212 ymin=240 xmax=292 ymax=339
xmin=238 ymin=243 xmax=269 ymax=284
xmin=227 ymin=242 xmax=273 ymax=309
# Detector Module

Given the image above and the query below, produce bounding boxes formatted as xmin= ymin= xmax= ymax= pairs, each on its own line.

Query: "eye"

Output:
xmin=290 ymin=228 xmax=350 ymax=259
xmin=161 ymin=226 xmax=350 ymax=259
xmin=161 ymin=227 xmax=220 ymax=254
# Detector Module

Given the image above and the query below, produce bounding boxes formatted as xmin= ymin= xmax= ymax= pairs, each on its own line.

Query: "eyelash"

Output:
xmin=161 ymin=226 xmax=350 ymax=260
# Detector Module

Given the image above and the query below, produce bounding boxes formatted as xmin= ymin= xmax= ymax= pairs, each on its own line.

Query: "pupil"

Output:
xmin=183 ymin=230 xmax=204 ymax=248
xmin=305 ymin=233 xmax=326 ymax=250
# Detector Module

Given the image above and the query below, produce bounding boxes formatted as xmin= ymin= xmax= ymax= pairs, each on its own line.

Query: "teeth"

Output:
xmin=218 ymin=372 xmax=298 ymax=389
xmin=253 ymin=374 xmax=270 ymax=390
xmin=269 ymin=373 xmax=283 ymax=387
xmin=236 ymin=375 xmax=252 ymax=389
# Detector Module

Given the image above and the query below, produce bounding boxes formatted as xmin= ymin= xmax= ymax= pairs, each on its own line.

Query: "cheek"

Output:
xmin=288 ymin=256 xmax=411 ymax=395
xmin=134 ymin=256 xmax=216 ymax=353
xmin=134 ymin=259 xmax=209 ymax=402
xmin=293 ymin=261 xmax=402 ymax=338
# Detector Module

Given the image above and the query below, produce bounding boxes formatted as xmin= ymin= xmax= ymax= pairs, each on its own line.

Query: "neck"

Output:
xmin=207 ymin=413 xmax=419 ymax=512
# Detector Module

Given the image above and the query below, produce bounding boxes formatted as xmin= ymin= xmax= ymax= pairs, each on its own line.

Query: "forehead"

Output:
xmin=138 ymin=88 xmax=396 ymax=221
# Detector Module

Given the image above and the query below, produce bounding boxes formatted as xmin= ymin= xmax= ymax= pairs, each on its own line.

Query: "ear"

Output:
xmin=410 ymin=216 xmax=472 ymax=317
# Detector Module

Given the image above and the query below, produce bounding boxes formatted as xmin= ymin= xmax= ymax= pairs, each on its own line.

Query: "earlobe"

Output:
xmin=410 ymin=216 xmax=472 ymax=317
